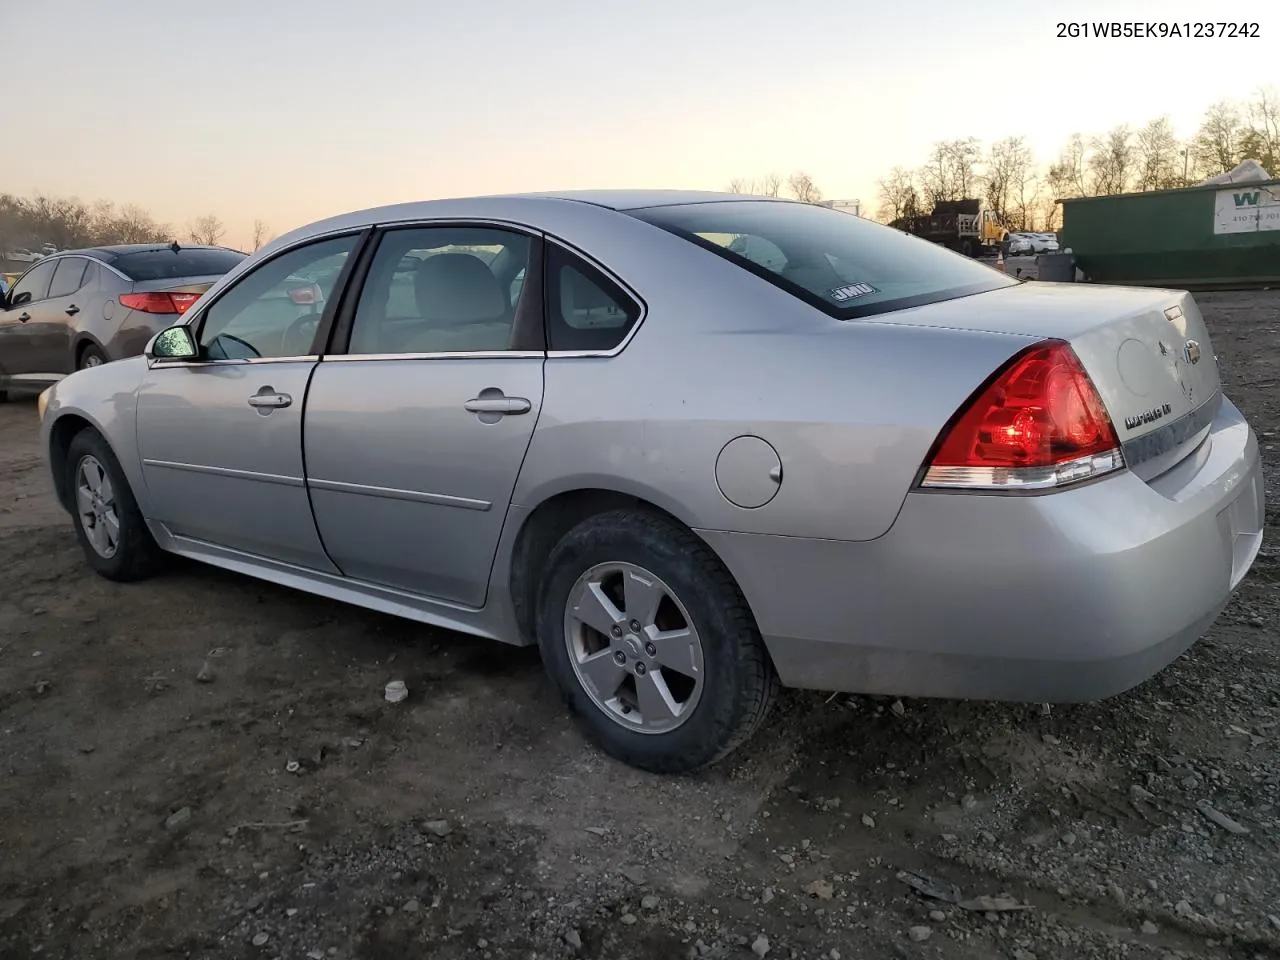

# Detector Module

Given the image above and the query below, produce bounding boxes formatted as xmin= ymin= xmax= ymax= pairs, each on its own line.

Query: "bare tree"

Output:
xmin=918 ymin=138 xmax=983 ymax=207
xmin=983 ymin=137 xmax=1034 ymax=227
xmin=188 ymin=215 xmax=226 ymax=247
xmin=980 ymin=137 xmax=1037 ymax=230
xmin=1241 ymin=86 xmax=1280 ymax=173
xmin=1012 ymin=164 xmax=1041 ymax=232
xmin=251 ymin=219 xmax=272 ymax=252
xmin=787 ymin=171 xmax=822 ymax=203
xmin=875 ymin=166 xmax=919 ymax=223
xmin=1088 ymin=125 xmax=1135 ymax=195
xmin=26 ymin=194 xmax=95 ymax=250
xmin=726 ymin=173 xmax=783 ymax=197
xmin=1135 ymin=116 xmax=1182 ymax=191
xmin=1191 ymin=101 xmax=1245 ymax=176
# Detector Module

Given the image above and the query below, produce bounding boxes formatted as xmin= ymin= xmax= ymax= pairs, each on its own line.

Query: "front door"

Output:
xmin=136 ymin=232 xmax=363 ymax=570
xmin=0 ymin=258 xmax=58 ymax=384
xmin=303 ymin=224 xmax=545 ymax=607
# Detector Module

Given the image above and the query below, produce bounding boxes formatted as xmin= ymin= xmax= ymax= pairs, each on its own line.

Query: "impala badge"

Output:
xmin=1184 ymin=339 xmax=1202 ymax=365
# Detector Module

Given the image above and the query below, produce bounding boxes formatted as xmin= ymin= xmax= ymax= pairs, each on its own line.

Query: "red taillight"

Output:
xmin=119 ymin=292 xmax=200 ymax=315
xmin=287 ymin=283 xmax=322 ymax=306
xmin=921 ymin=339 xmax=1125 ymax=491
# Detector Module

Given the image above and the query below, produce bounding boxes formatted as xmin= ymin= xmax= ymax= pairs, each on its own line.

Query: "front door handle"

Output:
xmin=464 ymin=396 xmax=531 ymax=415
xmin=66 ymin=304 xmax=79 ymax=316
xmin=17 ymin=312 xmax=29 ymax=323
xmin=247 ymin=391 xmax=292 ymax=410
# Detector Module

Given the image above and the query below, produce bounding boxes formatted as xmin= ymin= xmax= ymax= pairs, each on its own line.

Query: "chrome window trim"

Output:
xmin=147 ymin=354 xmax=320 ymax=370
xmin=540 ymin=236 xmax=647 ymax=359
xmin=87 ymin=256 xmax=131 ymax=282
xmin=323 ymin=351 xmax=544 ymax=363
xmin=163 ymin=216 xmax=651 ymax=364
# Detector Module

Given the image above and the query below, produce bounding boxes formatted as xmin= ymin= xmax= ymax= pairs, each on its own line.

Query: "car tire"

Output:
xmin=536 ymin=508 xmax=778 ymax=774
xmin=78 ymin=344 xmax=107 ymax=370
xmin=66 ymin=428 xmax=163 ymax=582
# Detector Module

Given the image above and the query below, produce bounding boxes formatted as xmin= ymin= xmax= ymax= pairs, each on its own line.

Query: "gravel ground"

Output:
xmin=1 ymin=289 xmax=1277 ymax=960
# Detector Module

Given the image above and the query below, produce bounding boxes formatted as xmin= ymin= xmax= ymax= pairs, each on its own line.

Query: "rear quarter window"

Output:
xmin=628 ymin=200 xmax=1018 ymax=319
xmin=113 ymin=248 xmax=246 ymax=282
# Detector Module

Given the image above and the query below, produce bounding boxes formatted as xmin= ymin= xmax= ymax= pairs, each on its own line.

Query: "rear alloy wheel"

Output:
xmin=78 ymin=345 xmax=107 ymax=370
xmin=537 ymin=509 xmax=778 ymax=773
xmin=66 ymin=429 xmax=163 ymax=581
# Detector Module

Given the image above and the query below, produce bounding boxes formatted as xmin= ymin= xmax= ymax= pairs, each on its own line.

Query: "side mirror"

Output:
xmin=146 ymin=324 xmax=199 ymax=362
xmin=10 ymin=290 xmax=31 ymax=307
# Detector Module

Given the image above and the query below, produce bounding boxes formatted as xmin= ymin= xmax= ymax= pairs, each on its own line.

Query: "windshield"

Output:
xmin=629 ymin=200 xmax=1018 ymax=319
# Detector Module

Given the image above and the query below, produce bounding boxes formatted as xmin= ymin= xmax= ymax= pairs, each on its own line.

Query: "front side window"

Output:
xmin=347 ymin=226 xmax=532 ymax=355
xmin=49 ymin=258 xmax=88 ymax=298
xmin=197 ymin=234 xmax=358 ymax=360
xmin=629 ymin=200 xmax=1018 ymax=319
xmin=8 ymin=260 xmax=57 ymax=305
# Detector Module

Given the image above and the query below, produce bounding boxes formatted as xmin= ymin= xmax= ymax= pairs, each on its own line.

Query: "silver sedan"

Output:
xmin=37 ymin=191 xmax=1265 ymax=773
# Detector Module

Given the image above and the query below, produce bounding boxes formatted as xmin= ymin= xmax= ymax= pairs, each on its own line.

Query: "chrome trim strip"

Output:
xmin=141 ymin=458 xmax=305 ymax=487
xmin=9 ymin=372 xmax=67 ymax=382
xmin=147 ymin=355 xmax=319 ymax=369
xmin=1121 ymin=390 xmax=1222 ymax=468
xmin=308 ymin=477 xmax=491 ymax=511
xmin=323 ymin=351 xmax=543 ymax=362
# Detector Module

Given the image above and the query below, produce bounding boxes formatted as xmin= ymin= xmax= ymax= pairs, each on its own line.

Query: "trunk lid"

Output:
xmin=129 ymin=274 xmax=223 ymax=296
xmin=862 ymin=281 xmax=1222 ymax=479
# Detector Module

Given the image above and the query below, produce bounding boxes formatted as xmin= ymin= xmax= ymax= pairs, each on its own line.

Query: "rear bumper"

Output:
xmin=699 ymin=395 xmax=1265 ymax=703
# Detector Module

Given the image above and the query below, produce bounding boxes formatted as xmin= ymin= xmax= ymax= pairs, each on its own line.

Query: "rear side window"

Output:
xmin=49 ymin=258 xmax=88 ymax=298
xmin=112 ymin=248 xmax=246 ymax=282
xmin=545 ymin=245 xmax=640 ymax=352
xmin=629 ymin=200 xmax=1017 ymax=319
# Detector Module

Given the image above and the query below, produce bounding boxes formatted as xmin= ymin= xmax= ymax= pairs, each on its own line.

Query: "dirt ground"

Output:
xmin=1 ymin=289 xmax=1278 ymax=960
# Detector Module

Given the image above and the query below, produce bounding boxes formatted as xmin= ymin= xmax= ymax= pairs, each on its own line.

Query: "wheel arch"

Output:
xmin=72 ymin=332 xmax=108 ymax=368
xmin=505 ymin=486 xmax=760 ymax=647
xmin=47 ymin=412 xmax=101 ymax=511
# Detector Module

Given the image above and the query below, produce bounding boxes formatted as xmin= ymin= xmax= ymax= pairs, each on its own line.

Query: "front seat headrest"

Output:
xmin=413 ymin=253 xmax=507 ymax=324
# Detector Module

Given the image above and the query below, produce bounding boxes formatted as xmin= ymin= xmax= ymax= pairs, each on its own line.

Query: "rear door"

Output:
xmin=303 ymin=223 xmax=545 ymax=607
xmin=34 ymin=256 xmax=92 ymax=373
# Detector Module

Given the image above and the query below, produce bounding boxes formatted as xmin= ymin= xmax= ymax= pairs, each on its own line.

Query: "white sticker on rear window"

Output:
xmin=829 ymin=282 xmax=877 ymax=302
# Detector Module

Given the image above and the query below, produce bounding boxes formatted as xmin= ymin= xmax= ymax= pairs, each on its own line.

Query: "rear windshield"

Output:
xmin=628 ymin=200 xmax=1018 ymax=319
xmin=112 ymin=248 xmax=246 ymax=282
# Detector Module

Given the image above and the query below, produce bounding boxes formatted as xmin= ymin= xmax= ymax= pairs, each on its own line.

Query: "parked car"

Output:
xmin=1007 ymin=233 xmax=1036 ymax=256
xmin=0 ymin=243 xmax=246 ymax=400
xmin=37 ymin=191 xmax=1264 ymax=774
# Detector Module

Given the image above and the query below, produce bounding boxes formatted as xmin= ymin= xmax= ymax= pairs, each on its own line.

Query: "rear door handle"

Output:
xmin=464 ymin=396 xmax=531 ymax=415
xmin=247 ymin=391 xmax=292 ymax=409
xmin=65 ymin=305 xmax=79 ymax=316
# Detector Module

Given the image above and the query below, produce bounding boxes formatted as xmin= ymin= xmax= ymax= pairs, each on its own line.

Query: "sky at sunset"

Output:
xmin=6 ymin=0 xmax=1275 ymax=248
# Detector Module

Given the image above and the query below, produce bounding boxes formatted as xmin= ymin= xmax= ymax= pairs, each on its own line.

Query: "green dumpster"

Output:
xmin=1059 ymin=180 xmax=1280 ymax=289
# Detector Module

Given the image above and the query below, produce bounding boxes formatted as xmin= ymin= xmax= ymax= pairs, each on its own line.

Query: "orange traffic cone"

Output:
xmin=995 ymin=250 xmax=1006 ymax=273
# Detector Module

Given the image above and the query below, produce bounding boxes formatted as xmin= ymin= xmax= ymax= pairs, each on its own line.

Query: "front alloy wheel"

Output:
xmin=75 ymin=455 xmax=120 ymax=559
